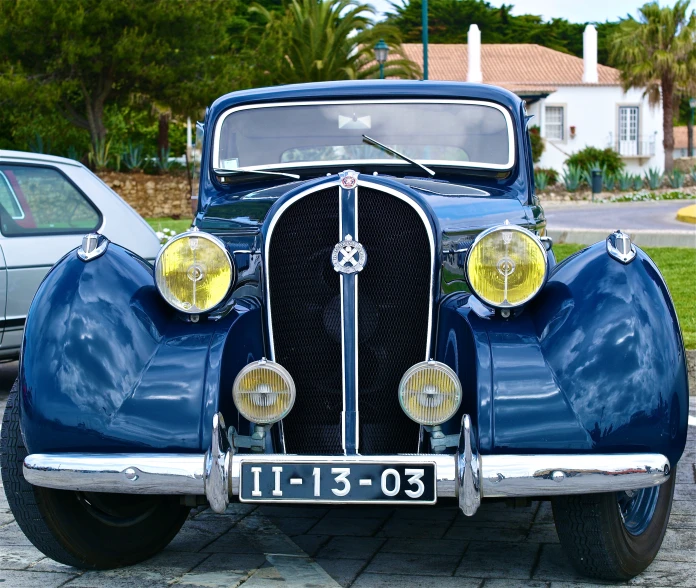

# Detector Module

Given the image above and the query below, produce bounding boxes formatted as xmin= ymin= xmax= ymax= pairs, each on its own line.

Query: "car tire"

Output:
xmin=552 ymin=472 xmax=675 ymax=581
xmin=1 ymin=380 xmax=191 ymax=569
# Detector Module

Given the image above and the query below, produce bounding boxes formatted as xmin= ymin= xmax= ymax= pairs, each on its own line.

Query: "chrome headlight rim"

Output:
xmin=398 ymin=360 xmax=463 ymax=426
xmin=464 ymin=223 xmax=548 ymax=309
xmin=232 ymin=359 xmax=296 ymax=425
xmin=154 ymin=229 xmax=236 ymax=315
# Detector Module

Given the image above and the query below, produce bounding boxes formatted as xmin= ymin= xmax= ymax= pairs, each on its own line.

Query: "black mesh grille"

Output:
xmin=357 ymin=188 xmax=430 ymax=454
xmin=268 ymin=188 xmax=343 ymax=454
xmin=267 ymin=185 xmax=431 ymax=455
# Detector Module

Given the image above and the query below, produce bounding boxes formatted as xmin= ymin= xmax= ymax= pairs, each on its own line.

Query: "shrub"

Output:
xmin=644 ymin=167 xmax=663 ymax=190
xmin=691 ymin=166 xmax=696 ymax=184
xmin=66 ymin=146 xmax=80 ymax=161
xmin=157 ymin=147 xmax=172 ymax=172
xmin=667 ymin=169 xmax=685 ymax=188
xmin=618 ymin=171 xmax=633 ymax=191
xmin=528 ymin=125 xmax=544 ymax=163
xmin=534 ymin=170 xmax=549 ymax=191
xmin=565 ymin=147 xmax=624 ymax=176
xmin=632 ymin=175 xmax=644 ymax=190
xmin=562 ymin=164 xmax=583 ymax=192
xmin=534 ymin=167 xmax=558 ymax=184
xmin=88 ymin=138 xmax=111 ymax=171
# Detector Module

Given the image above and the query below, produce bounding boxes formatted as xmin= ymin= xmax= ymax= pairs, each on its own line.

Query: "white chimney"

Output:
xmin=583 ymin=24 xmax=598 ymax=83
xmin=467 ymin=24 xmax=483 ymax=83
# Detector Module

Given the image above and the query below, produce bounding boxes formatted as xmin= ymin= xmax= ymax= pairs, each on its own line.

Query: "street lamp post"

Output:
xmin=422 ymin=0 xmax=428 ymax=80
xmin=374 ymin=39 xmax=389 ymax=79
xmin=689 ymin=97 xmax=696 ymax=158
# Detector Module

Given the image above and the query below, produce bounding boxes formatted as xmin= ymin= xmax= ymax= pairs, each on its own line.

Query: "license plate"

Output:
xmin=239 ymin=461 xmax=436 ymax=504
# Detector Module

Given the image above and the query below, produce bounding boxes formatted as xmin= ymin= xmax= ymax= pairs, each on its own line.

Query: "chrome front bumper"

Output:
xmin=23 ymin=414 xmax=671 ymax=517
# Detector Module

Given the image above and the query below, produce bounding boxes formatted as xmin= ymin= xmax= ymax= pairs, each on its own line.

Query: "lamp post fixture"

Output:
xmin=374 ymin=39 xmax=389 ymax=79
xmin=422 ymin=0 xmax=428 ymax=80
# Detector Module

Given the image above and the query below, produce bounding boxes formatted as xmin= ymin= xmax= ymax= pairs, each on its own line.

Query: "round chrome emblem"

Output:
xmin=331 ymin=235 xmax=367 ymax=274
xmin=340 ymin=175 xmax=357 ymax=189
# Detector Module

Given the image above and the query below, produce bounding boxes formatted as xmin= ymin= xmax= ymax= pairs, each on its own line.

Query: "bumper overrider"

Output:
xmin=22 ymin=413 xmax=671 ymax=516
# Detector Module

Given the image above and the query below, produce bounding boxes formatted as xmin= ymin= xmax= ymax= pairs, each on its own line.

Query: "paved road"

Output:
xmin=0 ymin=362 xmax=694 ymax=587
xmin=544 ymin=199 xmax=696 ymax=232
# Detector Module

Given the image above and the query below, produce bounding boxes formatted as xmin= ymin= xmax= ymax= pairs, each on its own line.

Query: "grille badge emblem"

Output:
xmin=339 ymin=170 xmax=358 ymax=189
xmin=332 ymin=234 xmax=367 ymax=274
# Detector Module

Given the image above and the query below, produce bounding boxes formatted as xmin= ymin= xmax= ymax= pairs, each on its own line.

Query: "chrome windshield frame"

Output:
xmin=212 ymin=99 xmax=516 ymax=173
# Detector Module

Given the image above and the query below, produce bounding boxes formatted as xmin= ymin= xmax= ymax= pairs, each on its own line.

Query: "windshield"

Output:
xmin=214 ymin=100 xmax=514 ymax=172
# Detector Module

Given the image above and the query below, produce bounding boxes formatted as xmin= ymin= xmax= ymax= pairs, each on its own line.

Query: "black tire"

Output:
xmin=1 ymin=380 xmax=190 ymax=569
xmin=552 ymin=471 xmax=675 ymax=581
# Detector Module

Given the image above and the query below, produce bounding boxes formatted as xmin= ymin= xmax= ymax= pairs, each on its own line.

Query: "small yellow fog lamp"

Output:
xmin=398 ymin=361 xmax=462 ymax=426
xmin=232 ymin=359 xmax=296 ymax=424
xmin=155 ymin=230 xmax=235 ymax=314
xmin=466 ymin=224 xmax=547 ymax=308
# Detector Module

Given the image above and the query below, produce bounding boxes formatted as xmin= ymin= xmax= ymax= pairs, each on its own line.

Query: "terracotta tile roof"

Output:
xmin=673 ymin=126 xmax=688 ymax=149
xmin=400 ymin=43 xmax=621 ymax=87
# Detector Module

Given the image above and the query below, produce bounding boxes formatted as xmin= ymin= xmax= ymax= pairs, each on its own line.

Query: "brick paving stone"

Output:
xmin=256 ymin=505 xmax=329 ymax=519
xmin=380 ymin=537 xmax=466 ymax=557
xmin=315 ymin=557 xmax=368 ymax=587
xmin=533 ymin=544 xmax=614 ymax=584
xmin=352 ymin=575 xmax=481 ymax=588
xmin=165 ymin=518 xmax=236 ymax=552
xmin=0 ymin=569 xmax=79 ymax=587
xmin=187 ymin=552 xmax=266 ymax=574
xmin=627 ymin=560 xmax=696 ymax=586
xmin=310 ymin=516 xmax=385 ymax=537
xmin=376 ymin=517 xmax=449 ymax=539
xmin=172 ymin=570 xmax=249 ymax=588
xmin=526 ymin=523 xmax=560 ymax=544
xmin=445 ymin=522 xmax=529 ymax=542
xmin=291 ymin=534 xmax=330 ymax=557
xmin=316 ymin=536 xmax=385 ymax=560
xmin=200 ymin=527 xmax=266 ymax=554
xmin=365 ymin=552 xmax=462 ymax=576
xmin=482 ymin=581 xmax=549 ymax=588
xmin=265 ymin=516 xmax=321 ymax=536
xmin=0 ymin=521 xmax=35 ymax=546
xmin=456 ymin=541 xmax=540 ymax=580
xmin=0 ymin=545 xmax=46 ymax=570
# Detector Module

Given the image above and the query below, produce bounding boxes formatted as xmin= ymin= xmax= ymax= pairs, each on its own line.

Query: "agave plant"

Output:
xmin=88 ymin=138 xmax=112 ymax=171
xmin=562 ymin=164 xmax=583 ymax=192
xmin=66 ymin=146 xmax=80 ymax=161
xmin=604 ymin=172 xmax=616 ymax=191
xmin=28 ymin=132 xmax=51 ymax=154
xmin=667 ymin=169 xmax=685 ymax=188
xmin=534 ymin=170 xmax=549 ymax=191
xmin=122 ymin=141 xmax=145 ymax=172
xmin=690 ymin=166 xmax=696 ymax=184
xmin=618 ymin=171 xmax=633 ymax=191
xmin=157 ymin=147 xmax=172 ymax=172
xmin=632 ymin=174 xmax=644 ymax=190
xmin=644 ymin=167 xmax=663 ymax=190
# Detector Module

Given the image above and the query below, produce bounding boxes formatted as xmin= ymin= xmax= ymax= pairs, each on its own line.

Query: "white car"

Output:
xmin=0 ymin=150 xmax=161 ymax=359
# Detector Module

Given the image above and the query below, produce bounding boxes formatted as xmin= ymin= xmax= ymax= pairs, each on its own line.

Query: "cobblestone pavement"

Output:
xmin=0 ymin=362 xmax=694 ymax=587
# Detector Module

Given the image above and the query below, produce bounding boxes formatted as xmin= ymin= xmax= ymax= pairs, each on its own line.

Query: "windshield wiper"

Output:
xmin=214 ymin=167 xmax=300 ymax=180
xmin=362 ymin=135 xmax=435 ymax=177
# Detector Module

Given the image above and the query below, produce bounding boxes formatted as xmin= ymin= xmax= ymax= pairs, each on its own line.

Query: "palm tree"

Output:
xmin=250 ymin=0 xmax=420 ymax=84
xmin=610 ymin=1 xmax=696 ymax=172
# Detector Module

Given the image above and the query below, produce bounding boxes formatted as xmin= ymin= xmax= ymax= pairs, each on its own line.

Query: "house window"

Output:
xmin=619 ymin=106 xmax=639 ymax=155
xmin=545 ymin=106 xmax=564 ymax=140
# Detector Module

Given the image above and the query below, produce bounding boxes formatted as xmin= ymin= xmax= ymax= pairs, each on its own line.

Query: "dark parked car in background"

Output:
xmin=2 ymin=81 xmax=689 ymax=581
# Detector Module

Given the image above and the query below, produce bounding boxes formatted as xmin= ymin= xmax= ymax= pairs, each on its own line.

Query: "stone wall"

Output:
xmin=97 ymin=171 xmax=193 ymax=218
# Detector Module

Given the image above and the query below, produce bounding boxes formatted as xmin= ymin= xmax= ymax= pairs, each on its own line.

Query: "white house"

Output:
xmin=402 ymin=25 xmax=664 ymax=174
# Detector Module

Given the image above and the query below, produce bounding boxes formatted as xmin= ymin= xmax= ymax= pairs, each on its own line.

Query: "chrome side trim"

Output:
xmin=212 ymin=99 xmax=516 ymax=172
xmin=23 ymin=453 xmax=205 ymax=494
xmin=457 ymin=414 xmax=481 ymax=515
xmin=204 ymin=413 xmax=231 ymax=513
xmin=481 ymin=453 xmax=670 ymax=498
xmin=77 ymin=233 xmax=109 ymax=261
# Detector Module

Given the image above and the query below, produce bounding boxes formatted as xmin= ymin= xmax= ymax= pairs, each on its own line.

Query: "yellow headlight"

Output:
xmin=466 ymin=224 xmax=547 ymax=308
xmin=399 ymin=361 xmax=462 ymax=426
xmin=155 ymin=230 xmax=234 ymax=313
xmin=232 ymin=360 xmax=296 ymax=424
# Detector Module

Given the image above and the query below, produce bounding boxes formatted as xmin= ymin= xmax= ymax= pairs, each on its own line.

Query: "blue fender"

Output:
xmin=19 ymin=243 xmax=264 ymax=454
xmin=436 ymin=242 xmax=688 ymax=466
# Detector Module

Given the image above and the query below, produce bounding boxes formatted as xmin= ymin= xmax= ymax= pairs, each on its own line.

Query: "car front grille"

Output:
xmin=267 ymin=183 xmax=432 ymax=455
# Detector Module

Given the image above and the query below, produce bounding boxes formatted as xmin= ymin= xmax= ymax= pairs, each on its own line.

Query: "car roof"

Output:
xmin=0 ymin=149 xmax=85 ymax=168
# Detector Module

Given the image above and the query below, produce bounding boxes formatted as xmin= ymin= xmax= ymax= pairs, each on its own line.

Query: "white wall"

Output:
xmin=528 ymin=85 xmax=664 ymax=175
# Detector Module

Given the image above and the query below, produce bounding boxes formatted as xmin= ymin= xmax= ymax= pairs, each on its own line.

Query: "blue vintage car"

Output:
xmin=2 ymin=81 xmax=689 ymax=580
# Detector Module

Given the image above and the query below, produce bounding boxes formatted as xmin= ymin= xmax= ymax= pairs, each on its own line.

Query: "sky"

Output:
xmin=367 ymin=0 xmax=682 ymax=22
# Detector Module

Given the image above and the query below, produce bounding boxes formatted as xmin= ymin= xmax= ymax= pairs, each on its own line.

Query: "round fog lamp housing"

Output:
xmin=232 ymin=359 xmax=296 ymax=424
xmin=155 ymin=230 xmax=235 ymax=314
xmin=398 ymin=361 xmax=462 ymax=426
xmin=466 ymin=224 xmax=547 ymax=308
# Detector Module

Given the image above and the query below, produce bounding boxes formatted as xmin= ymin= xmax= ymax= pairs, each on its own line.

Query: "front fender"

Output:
xmin=436 ymin=242 xmax=688 ymax=466
xmin=19 ymin=243 xmax=263 ymax=454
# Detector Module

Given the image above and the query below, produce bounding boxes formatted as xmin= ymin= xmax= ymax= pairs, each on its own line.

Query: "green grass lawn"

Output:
xmin=555 ymin=244 xmax=696 ymax=349
xmin=145 ymin=217 xmax=194 ymax=235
